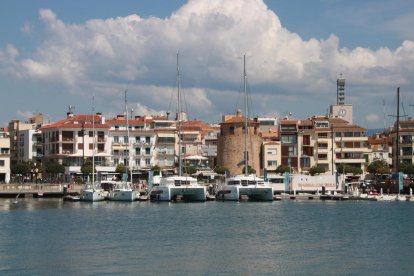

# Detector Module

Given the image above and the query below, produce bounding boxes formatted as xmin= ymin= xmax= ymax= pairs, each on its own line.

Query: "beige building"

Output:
xmin=280 ymin=116 xmax=370 ymax=175
xmin=262 ymin=141 xmax=281 ymax=173
xmin=8 ymin=113 xmax=44 ymax=166
xmin=217 ymin=111 xmax=262 ymax=176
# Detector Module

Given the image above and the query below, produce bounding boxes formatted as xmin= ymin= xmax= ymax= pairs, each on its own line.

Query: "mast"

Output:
xmin=92 ymin=95 xmax=95 ymax=189
xmin=177 ymin=52 xmax=182 ymax=177
xmin=244 ymin=54 xmax=248 ymax=176
xmin=396 ymin=87 xmax=400 ymax=172
xmin=125 ymin=90 xmax=131 ymax=185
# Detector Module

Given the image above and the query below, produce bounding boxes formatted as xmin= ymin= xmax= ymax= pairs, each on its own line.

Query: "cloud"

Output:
xmin=366 ymin=113 xmax=380 ymax=123
xmin=21 ymin=22 xmax=34 ymax=35
xmin=1 ymin=0 xmax=414 ymax=126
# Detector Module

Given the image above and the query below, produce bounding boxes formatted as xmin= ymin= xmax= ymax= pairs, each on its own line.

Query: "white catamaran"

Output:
xmin=216 ymin=55 xmax=273 ymax=201
xmin=150 ymin=53 xmax=206 ymax=201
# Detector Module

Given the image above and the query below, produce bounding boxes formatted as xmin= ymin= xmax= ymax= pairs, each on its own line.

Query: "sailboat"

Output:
xmin=107 ymin=90 xmax=137 ymax=201
xmin=150 ymin=53 xmax=207 ymax=201
xmin=216 ymin=55 xmax=273 ymax=201
xmin=80 ymin=97 xmax=108 ymax=202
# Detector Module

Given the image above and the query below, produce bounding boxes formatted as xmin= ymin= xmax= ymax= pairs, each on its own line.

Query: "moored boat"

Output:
xmin=216 ymin=174 xmax=273 ymax=201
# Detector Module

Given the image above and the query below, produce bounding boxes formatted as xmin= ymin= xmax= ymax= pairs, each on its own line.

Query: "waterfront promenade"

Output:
xmin=0 ymin=183 xmax=82 ymax=197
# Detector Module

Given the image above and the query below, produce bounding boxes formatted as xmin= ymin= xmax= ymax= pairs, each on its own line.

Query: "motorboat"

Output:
xmin=105 ymin=181 xmax=137 ymax=202
xmin=150 ymin=175 xmax=207 ymax=201
xmin=216 ymin=174 xmax=273 ymax=201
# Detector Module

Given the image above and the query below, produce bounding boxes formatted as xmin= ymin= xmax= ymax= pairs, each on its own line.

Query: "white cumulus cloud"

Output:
xmin=0 ymin=0 xmax=414 ymax=126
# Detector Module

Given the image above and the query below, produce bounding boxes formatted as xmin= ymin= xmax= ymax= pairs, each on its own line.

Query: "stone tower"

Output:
xmin=217 ymin=110 xmax=262 ymax=176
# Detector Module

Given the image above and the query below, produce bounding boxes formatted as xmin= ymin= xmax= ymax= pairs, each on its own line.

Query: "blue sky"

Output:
xmin=1 ymin=0 xmax=414 ymax=129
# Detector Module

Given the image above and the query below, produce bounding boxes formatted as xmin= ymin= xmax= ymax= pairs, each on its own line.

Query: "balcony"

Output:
xmin=335 ymin=147 xmax=370 ymax=153
xmin=335 ymin=136 xmax=367 ymax=142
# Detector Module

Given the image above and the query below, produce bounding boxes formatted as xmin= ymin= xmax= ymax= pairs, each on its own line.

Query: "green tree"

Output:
xmin=45 ymin=163 xmax=65 ymax=183
xmin=184 ymin=166 xmax=197 ymax=175
xmin=367 ymin=160 xmax=389 ymax=175
xmin=214 ymin=165 xmax=227 ymax=175
xmin=11 ymin=162 xmax=32 ymax=182
xmin=11 ymin=162 xmax=31 ymax=175
xmin=150 ymin=165 xmax=161 ymax=173
xmin=400 ymin=163 xmax=414 ymax=175
xmin=115 ymin=164 xmax=128 ymax=174
xmin=275 ymin=164 xmax=291 ymax=174
xmin=81 ymin=160 xmax=95 ymax=175
xmin=309 ymin=165 xmax=326 ymax=176
xmin=242 ymin=165 xmax=256 ymax=175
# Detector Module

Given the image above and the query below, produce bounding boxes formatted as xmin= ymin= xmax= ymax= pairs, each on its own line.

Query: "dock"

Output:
xmin=0 ymin=183 xmax=82 ymax=198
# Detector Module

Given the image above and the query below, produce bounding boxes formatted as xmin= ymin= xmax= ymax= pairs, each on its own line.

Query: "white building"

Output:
xmin=0 ymin=128 xmax=10 ymax=183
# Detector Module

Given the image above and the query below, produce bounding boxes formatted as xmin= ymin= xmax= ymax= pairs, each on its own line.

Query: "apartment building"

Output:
xmin=40 ymin=112 xmax=111 ymax=175
xmin=279 ymin=116 xmax=370 ymax=174
xmin=8 ymin=113 xmax=44 ymax=166
xmin=368 ymin=133 xmax=392 ymax=165
xmin=389 ymin=119 xmax=414 ymax=170
xmin=0 ymin=128 xmax=10 ymax=183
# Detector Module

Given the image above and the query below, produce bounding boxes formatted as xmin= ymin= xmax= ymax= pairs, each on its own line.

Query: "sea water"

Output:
xmin=0 ymin=198 xmax=414 ymax=275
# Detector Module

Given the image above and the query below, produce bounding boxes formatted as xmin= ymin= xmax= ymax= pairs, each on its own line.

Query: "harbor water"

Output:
xmin=1 ymin=198 xmax=414 ymax=275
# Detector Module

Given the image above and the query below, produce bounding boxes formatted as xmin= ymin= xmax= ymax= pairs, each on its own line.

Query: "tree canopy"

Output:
xmin=46 ymin=163 xmax=65 ymax=174
xmin=81 ymin=160 xmax=95 ymax=175
xmin=367 ymin=160 xmax=389 ymax=175
xmin=11 ymin=162 xmax=32 ymax=175
xmin=309 ymin=165 xmax=326 ymax=176
xmin=242 ymin=165 xmax=256 ymax=175
xmin=275 ymin=164 xmax=291 ymax=174
xmin=214 ymin=165 xmax=227 ymax=175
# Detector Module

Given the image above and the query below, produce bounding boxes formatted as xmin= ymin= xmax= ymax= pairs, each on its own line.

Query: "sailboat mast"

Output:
xmin=177 ymin=52 xmax=182 ymax=177
xmin=396 ymin=87 xmax=400 ymax=172
xmin=125 ymin=90 xmax=131 ymax=183
xmin=244 ymin=54 xmax=248 ymax=176
xmin=92 ymin=95 xmax=95 ymax=189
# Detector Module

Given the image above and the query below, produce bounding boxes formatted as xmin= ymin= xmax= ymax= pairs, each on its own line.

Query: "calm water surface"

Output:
xmin=0 ymin=198 xmax=413 ymax=275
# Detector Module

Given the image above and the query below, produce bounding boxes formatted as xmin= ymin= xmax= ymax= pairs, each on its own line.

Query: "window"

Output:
xmin=229 ymin=126 xmax=235 ymax=134
xmin=281 ymin=135 xmax=297 ymax=144
xmin=135 ymin=136 xmax=141 ymax=143
xmin=267 ymin=148 xmax=277 ymax=155
xmin=145 ymin=148 xmax=151 ymax=155
xmin=78 ymin=143 xmax=83 ymax=150
xmin=315 ymin=122 xmax=329 ymax=128
xmin=318 ymin=154 xmax=327 ymax=160
xmin=318 ymin=133 xmax=328 ymax=138
xmin=114 ymin=136 xmax=119 ymax=143
xmin=89 ymin=144 xmax=94 ymax=150
xmin=145 ymin=159 xmax=151 ymax=165
xmin=145 ymin=137 xmax=150 ymax=144
xmin=124 ymin=136 xmax=129 ymax=144
xmin=267 ymin=160 xmax=277 ymax=167
xmin=135 ymin=158 xmax=141 ymax=166
xmin=135 ymin=148 xmax=141 ymax=155
xmin=89 ymin=131 xmax=93 ymax=137
xmin=318 ymin=143 xmax=328 ymax=149
xmin=0 ymin=160 xmax=4 ymax=166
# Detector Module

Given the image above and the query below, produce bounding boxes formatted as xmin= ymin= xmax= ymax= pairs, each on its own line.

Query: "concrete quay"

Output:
xmin=0 ymin=183 xmax=82 ymax=198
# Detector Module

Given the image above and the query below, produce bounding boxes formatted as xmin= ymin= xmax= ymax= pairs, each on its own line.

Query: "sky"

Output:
xmin=1 ymin=0 xmax=414 ymax=130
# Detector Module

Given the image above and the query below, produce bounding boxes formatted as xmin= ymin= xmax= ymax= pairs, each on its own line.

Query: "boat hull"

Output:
xmin=217 ymin=185 xmax=273 ymax=201
xmin=80 ymin=189 xmax=107 ymax=202
xmin=107 ymin=189 xmax=137 ymax=202
xmin=151 ymin=186 xmax=207 ymax=201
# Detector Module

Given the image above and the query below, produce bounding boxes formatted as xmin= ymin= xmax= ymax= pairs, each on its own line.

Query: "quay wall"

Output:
xmin=0 ymin=183 xmax=82 ymax=196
